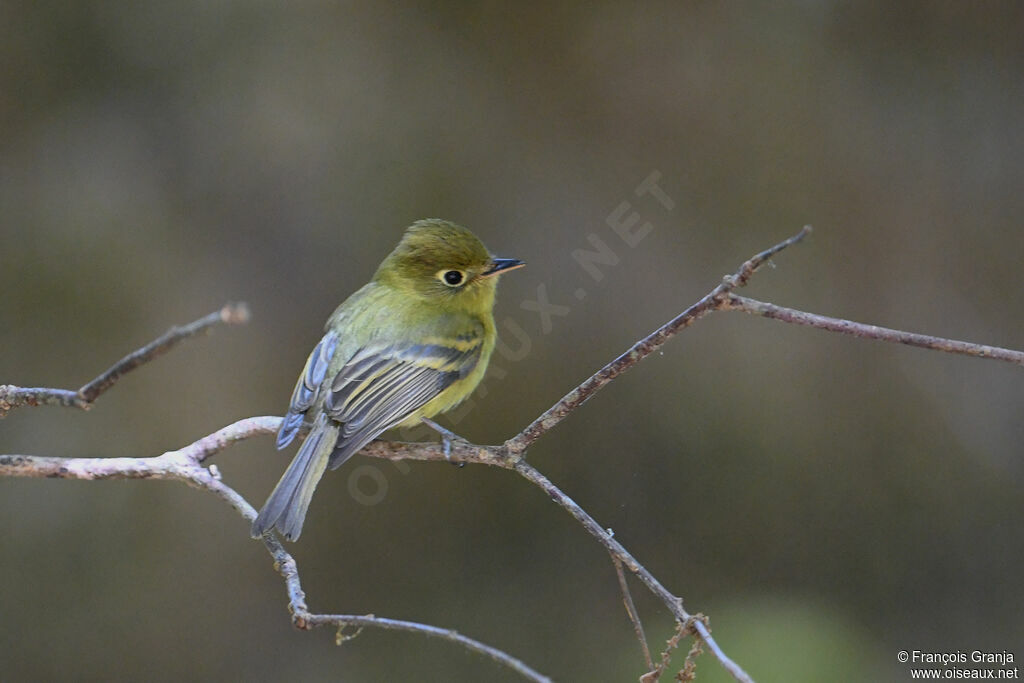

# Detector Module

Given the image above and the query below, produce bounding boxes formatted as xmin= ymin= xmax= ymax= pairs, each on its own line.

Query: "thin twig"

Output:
xmin=0 ymin=302 xmax=250 ymax=416
xmin=723 ymin=294 xmax=1024 ymax=366
xmin=613 ymin=555 xmax=654 ymax=672
xmin=724 ymin=225 xmax=812 ymax=289
xmin=80 ymin=301 xmax=251 ymax=401
xmin=505 ymin=227 xmax=812 ymax=453
xmin=206 ymin=471 xmax=552 ymax=683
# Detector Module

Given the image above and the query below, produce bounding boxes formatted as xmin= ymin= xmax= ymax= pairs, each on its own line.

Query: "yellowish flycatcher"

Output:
xmin=252 ymin=219 xmax=524 ymax=540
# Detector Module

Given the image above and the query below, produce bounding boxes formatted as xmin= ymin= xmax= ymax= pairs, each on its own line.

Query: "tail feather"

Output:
xmin=252 ymin=414 xmax=340 ymax=541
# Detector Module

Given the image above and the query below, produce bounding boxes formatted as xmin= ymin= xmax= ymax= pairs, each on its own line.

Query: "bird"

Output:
xmin=252 ymin=219 xmax=524 ymax=541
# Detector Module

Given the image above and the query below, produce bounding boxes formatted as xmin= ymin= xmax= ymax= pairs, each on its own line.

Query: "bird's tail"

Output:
xmin=251 ymin=414 xmax=339 ymax=541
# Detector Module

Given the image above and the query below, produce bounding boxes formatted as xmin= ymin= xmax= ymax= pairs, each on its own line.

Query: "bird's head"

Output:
xmin=375 ymin=219 xmax=524 ymax=312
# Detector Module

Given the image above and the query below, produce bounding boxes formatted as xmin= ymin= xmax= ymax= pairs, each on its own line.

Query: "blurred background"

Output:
xmin=2 ymin=3 xmax=1022 ymax=681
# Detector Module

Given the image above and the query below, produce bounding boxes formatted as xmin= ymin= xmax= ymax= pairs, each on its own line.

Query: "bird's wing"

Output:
xmin=276 ymin=330 xmax=339 ymax=449
xmin=322 ymin=338 xmax=482 ymax=469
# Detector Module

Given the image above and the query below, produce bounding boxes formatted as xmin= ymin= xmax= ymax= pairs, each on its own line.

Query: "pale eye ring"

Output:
xmin=440 ymin=269 xmax=465 ymax=287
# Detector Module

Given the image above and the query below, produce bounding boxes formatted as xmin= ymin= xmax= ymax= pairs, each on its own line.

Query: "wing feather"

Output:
xmin=322 ymin=339 xmax=482 ymax=469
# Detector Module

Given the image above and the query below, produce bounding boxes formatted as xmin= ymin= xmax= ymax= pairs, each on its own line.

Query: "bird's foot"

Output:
xmin=420 ymin=417 xmax=467 ymax=467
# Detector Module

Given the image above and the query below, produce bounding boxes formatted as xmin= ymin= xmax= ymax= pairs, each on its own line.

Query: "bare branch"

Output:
xmin=510 ymin=461 xmax=755 ymax=683
xmin=724 ymin=225 xmax=812 ymax=289
xmin=723 ymin=294 xmax=1024 ymax=366
xmin=215 ymin=472 xmax=554 ymax=683
xmin=505 ymin=227 xmax=812 ymax=453
xmin=299 ymin=612 xmax=553 ymax=682
xmin=0 ymin=420 xmax=550 ymax=683
xmin=0 ymin=302 xmax=250 ymax=416
xmin=80 ymin=301 xmax=251 ymax=401
xmin=613 ymin=555 xmax=654 ymax=673
xmin=0 ymin=386 xmax=85 ymax=413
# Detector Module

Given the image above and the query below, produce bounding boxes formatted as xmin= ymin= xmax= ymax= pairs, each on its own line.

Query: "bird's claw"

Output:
xmin=441 ymin=434 xmax=465 ymax=468
xmin=421 ymin=417 xmax=466 ymax=468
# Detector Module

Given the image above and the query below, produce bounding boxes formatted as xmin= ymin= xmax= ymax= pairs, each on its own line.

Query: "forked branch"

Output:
xmin=0 ymin=417 xmax=550 ymax=683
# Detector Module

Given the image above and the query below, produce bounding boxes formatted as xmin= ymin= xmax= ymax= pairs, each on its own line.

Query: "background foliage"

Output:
xmin=2 ymin=3 xmax=1022 ymax=681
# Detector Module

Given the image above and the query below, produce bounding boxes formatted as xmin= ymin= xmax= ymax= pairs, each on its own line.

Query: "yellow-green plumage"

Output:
xmin=252 ymin=219 xmax=523 ymax=541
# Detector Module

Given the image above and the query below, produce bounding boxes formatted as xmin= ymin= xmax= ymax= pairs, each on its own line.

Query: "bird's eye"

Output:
xmin=441 ymin=270 xmax=465 ymax=286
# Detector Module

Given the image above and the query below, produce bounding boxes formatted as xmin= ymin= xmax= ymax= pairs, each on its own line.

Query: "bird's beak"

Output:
xmin=481 ymin=257 xmax=525 ymax=278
